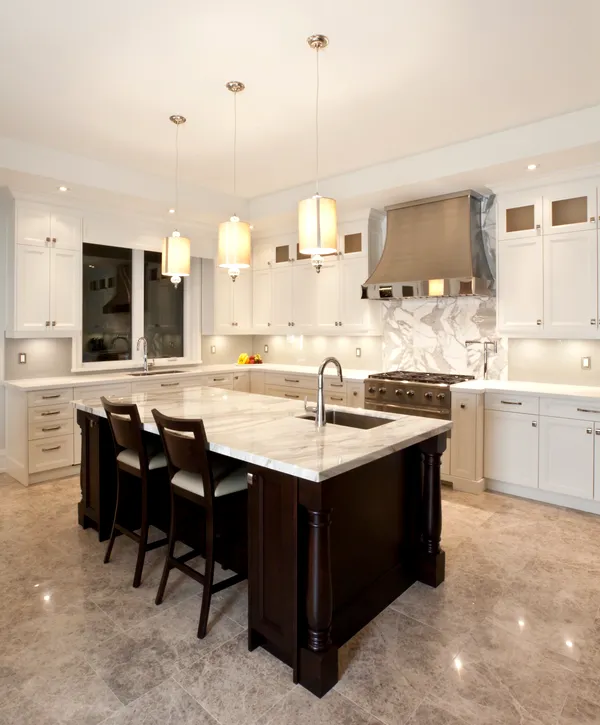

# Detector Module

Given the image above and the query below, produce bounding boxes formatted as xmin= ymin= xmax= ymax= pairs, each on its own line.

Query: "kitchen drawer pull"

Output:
xmin=284 ymin=378 xmax=300 ymax=383
xmin=330 ymin=396 xmax=344 ymax=401
xmin=577 ymin=408 xmax=600 ymax=414
xmin=40 ymin=410 xmax=60 ymax=416
xmin=212 ymin=377 xmax=225 ymax=382
xmin=500 ymin=400 xmax=522 ymax=405
xmin=284 ymin=393 xmax=299 ymax=399
xmin=330 ymin=383 xmax=344 ymax=388
xmin=160 ymin=382 xmax=180 ymax=387
xmin=41 ymin=445 xmax=61 ymax=452
xmin=587 ymin=428 xmax=593 ymax=434
xmin=592 ymin=319 xmax=597 ymax=326
xmin=41 ymin=394 xmax=61 ymax=399
xmin=41 ymin=425 xmax=61 ymax=432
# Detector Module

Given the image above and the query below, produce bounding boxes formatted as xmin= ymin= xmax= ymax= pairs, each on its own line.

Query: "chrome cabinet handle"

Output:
xmin=267 ymin=322 xmax=271 ymax=326
xmin=501 ymin=400 xmax=522 ymax=405
xmin=532 ymin=421 xmax=537 ymax=427
xmin=536 ymin=320 xmax=542 ymax=325
xmin=42 ymin=394 xmax=61 ymax=399
xmin=41 ymin=445 xmax=61 ymax=452
xmin=535 ymin=224 xmax=541 ymax=231
xmin=51 ymin=321 xmax=56 ymax=326
xmin=160 ymin=382 xmax=180 ymax=387
xmin=41 ymin=425 xmax=61 ymax=432
xmin=596 ymin=429 xmax=600 ymax=436
xmin=334 ymin=321 xmax=339 ymax=326
xmin=592 ymin=319 xmax=597 ymax=326
xmin=591 ymin=217 xmax=596 ymax=223
xmin=284 ymin=378 xmax=300 ymax=383
xmin=40 ymin=410 xmax=60 ymax=416
xmin=45 ymin=320 xmax=50 ymax=326
xmin=339 ymin=321 xmax=343 ymax=326
xmin=587 ymin=428 xmax=593 ymax=434
xmin=577 ymin=408 xmax=600 ymax=414
xmin=247 ymin=473 xmax=254 ymax=486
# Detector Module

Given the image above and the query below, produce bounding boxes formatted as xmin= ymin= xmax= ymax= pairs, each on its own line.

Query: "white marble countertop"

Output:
xmin=3 ymin=363 xmax=375 ymax=392
xmin=73 ymin=387 xmax=451 ymax=482
xmin=451 ymin=379 xmax=600 ymax=401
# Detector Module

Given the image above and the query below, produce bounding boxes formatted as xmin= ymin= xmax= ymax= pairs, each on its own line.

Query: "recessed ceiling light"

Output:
xmin=43 ymin=594 xmax=51 ymax=602
xmin=527 ymin=164 xmax=538 ymax=171
xmin=58 ymin=185 xmax=69 ymax=192
xmin=518 ymin=619 xmax=525 ymax=628
xmin=565 ymin=639 xmax=573 ymax=648
xmin=169 ymin=208 xmax=175 ymax=214
xmin=453 ymin=656 xmax=463 ymax=671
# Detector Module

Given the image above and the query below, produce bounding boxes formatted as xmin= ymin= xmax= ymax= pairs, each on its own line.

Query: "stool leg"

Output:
xmin=156 ymin=491 xmax=177 ymax=605
xmin=133 ymin=482 xmax=149 ymax=588
xmin=198 ymin=516 xmax=215 ymax=639
xmin=104 ymin=473 xmax=122 ymax=564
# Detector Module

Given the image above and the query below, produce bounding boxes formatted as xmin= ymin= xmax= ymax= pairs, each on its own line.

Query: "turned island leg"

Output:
xmin=418 ymin=433 xmax=446 ymax=588
xmin=299 ymin=507 xmax=338 ymax=697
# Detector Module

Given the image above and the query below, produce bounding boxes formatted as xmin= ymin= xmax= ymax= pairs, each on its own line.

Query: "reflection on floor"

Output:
xmin=1 ymin=472 xmax=600 ymax=724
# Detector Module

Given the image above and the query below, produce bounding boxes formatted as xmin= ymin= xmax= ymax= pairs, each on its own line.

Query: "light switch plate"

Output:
xmin=355 ymin=347 xmax=362 ymax=358
xmin=264 ymin=345 xmax=269 ymax=353
xmin=18 ymin=352 xmax=26 ymax=364
xmin=210 ymin=345 xmax=216 ymax=354
xmin=582 ymin=356 xmax=591 ymax=370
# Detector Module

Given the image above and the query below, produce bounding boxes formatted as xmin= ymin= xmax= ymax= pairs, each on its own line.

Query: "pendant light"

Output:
xmin=218 ymin=81 xmax=251 ymax=282
xmin=298 ymin=34 xmax=337 ymax=274
xmin=162 ymin=114 xmax=191 ymax=288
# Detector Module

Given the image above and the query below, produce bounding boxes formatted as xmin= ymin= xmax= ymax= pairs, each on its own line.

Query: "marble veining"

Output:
xmin=452 ymin=378 xmax=600 ymax=401
xmin=73 ymin=387 xmax=450 ymax=482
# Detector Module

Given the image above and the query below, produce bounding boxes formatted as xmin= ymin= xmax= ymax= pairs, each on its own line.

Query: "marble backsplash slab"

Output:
xmin=382 ymin=296 xmax=507 ymax=380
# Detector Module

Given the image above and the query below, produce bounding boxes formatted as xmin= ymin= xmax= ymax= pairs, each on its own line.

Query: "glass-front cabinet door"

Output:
xmin=542 ymin=181 xmax=598 ymax=234
xmin=498 ymin=191 xmax=543 ymax=240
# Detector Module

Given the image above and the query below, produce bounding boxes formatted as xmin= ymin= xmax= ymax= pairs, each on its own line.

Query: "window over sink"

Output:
xmin=143 ymin=251 xmax=184 ymax=359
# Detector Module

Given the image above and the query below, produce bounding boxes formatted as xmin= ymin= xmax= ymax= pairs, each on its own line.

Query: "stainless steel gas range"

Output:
xmin=364 ymin=371 xmax=474 ymax=420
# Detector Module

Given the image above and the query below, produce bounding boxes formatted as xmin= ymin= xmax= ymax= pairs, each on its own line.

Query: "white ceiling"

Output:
xmin=1 ymin=0 xmax=600 ymax=199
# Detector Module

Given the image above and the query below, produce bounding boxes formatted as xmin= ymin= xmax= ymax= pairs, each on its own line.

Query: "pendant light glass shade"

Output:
xmin=218 ymin=216 xmax=251 ymax=281
xmin=162 ymin=231 xmax=190 ymax=287
xmin=298 ymin=194 xmax=338 ymax=256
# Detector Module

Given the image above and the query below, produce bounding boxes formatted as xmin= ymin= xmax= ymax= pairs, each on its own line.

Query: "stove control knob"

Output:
xmin=368 ymin=386 xmax=376 ymax=394
xmin=379 ymin=387 xmax=387 ymax=395
xmin=424 ymin=392 xmax=433 ymax=400
xmin=394 ymin=389 xmax=403 ymax=396
xmin=406 ymin=390 xmax=415 ymax=397
xmin=436 ymin=393 xmax=446 ymax=401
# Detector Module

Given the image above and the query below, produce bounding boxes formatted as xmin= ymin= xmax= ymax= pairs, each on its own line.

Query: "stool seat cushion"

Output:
xmin=172 ymin=468 xmax=248 ymax=498
xmin=117 ymin=448 xmax=167 ymax=470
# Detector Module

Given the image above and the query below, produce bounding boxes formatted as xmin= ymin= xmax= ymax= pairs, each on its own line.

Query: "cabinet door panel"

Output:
xmin=291 ymin=264 xmax=316 ymax=330
xmin=539 ymin=416 xmax=594 ymax=499
xmin=252 ymin=269 xmax=272 ymax=331
xmin=214 ymin=267 xmax=234 ymax=333
xmin=340 ymin=256 xmax=372 ymax=332
xmin=16 ymin=203 xmax=51 ymax=247
xmin=497 ymin=237 xmax=543 ymax=334
xmin=51 ymin=212 xmax=82 ymax=250
xmin=595 ymin=427 xmax=600 ymax=502
xmin=543 ymin=231 xmax=597 ymax=336
xmin=50 ymin=249 xmax=81 ymax=331
xmin=271 ymin=266 xmax=293 ymax=332
xmin=498 ymin=193 xmax=542 ymax=240
xmin=450 ymin=393 xmax=478 ymax=481
xmin=484 ymin=410 xmax=539 ymax=487
xmin=233 ymin=270 xmax=252 ymax=331
xmin=543 ymin=182 xmax=598 ymax=235
xmin=16 ymin=245 xmax=51 ymax=332
xmin=315 ymin=261 xmax=340 ymax=331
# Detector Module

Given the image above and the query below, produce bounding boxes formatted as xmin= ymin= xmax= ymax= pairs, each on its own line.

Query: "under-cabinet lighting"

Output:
xmin=169 ymin=208 xmax=175 ymax=214
xmin=58 ymin=185 xmax=69 ymax=192
xmin=527 ymin=164 xmax=538 ymax=171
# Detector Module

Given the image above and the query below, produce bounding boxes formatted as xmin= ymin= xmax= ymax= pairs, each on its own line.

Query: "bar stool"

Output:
xmin=102 ymin=397 xmax=169 ymax=588
xmin=152 ymin=409 xmax=248 ymax=639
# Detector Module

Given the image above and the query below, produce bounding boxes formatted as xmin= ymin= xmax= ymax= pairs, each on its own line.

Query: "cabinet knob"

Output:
xmin=595 ymin=429 xmax=600 ymax=436
xmin=592 ymin=319 xmax=597 ymax=326
xmin=51 ymin=237 xmax=56 ymax=243
xmin=267 ymin=322 xmax=271 ymax=326
xmin=460 ymin=403 xmax=466 ymax=409
xmin=335 ymin=321 xmax=339 ymax=326
xmin=45 ymin=320 xmax=50 ymax=327
xmin=51 ymin=321 xmax=56 ymax=326
xmin=339 ymin=321 xmax=343 ymax=326
xmin=45 ymin=237 xmax=51 ymax=243
xmin=536 ymin=320 xmax=542 ymax=326
xmin=353 ymin=391 xmax=358 ymax=396
xmin=591 ymin=217 xmax=596 ymax=223
xmin=587 ymin=427 xmax=593 ymax=434
xmin=535 ymin=224 xmax=541 ymax=230
xmin=532 ymin=421 xmax=537 ymax=427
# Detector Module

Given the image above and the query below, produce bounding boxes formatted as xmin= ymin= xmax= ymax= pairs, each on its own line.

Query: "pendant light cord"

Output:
xmin=175 ymin=122 xmax=180 ymax=228
xmin=233 ymin=90 xmax=238 ymax=200
xmin=315 ymin=46 xmax=320 ymax=195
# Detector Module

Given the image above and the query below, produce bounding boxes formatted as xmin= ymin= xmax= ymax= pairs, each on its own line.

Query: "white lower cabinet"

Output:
xmin=595 ymin=427 xmax=600 ymax=502
xmin=233 ymin=371 xmax=250 ymax=392
xmin=450 ymin=392 xmax=482 ymax=483
xmin=484 ymin=409 xmax=539 ymax=488
xmin=539 ymin=416 xmax=594 ymax=500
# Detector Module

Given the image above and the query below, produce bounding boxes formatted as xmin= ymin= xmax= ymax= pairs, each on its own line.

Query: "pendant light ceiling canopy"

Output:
xmin=218 ymin=81 xmax=251 ymax=282
xmin=162 ymin=114 xmax=190 ymax=288
xmin=298 ymin=34 xmax=338 ymax=274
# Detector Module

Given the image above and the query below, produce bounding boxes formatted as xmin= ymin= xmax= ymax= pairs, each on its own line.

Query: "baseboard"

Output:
xmin=487 ymin=479 xmax=600 ymax=515
xmin=0 ymin=449 xmax=5 ymax=474
xmin=442 ymin=474 xmax=485 ymax=494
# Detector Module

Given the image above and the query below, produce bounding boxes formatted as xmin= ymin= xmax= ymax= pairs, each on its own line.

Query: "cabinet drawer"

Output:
xmin=76 ymin=383 xmax=132 ymax=400
xmin=27 ymin=387 xmax=74 ymax=407
xmin=485 ymin=392 xmax=539 ymax=415
xmin=539 ymin=397 xmax=600 ymax=422
xmin=28 ymin=434 xmax=74 ymax=473
xmin=29 ymin=418 xmax=74 ymax=441
xmin=264 ymin=385 xmax=316 ymax=403
xmin=323 ymin=378 xmax=346 ymax=393
xmin=265 ymin=373 xmax=315 ymax=390
xmin=133 ymin=377 xmax=196 ymax=394
xmin=28 ymin=402 xmax=72 ymax=424
xmin=202 ymin=373 xmax=234 ymax=388
xmin=324 ymin=392 xmax=346 ymax=405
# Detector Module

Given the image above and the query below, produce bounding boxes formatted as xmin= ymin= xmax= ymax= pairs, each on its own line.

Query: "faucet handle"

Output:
xmin=304 ymin=396 xmax=317 ymax=415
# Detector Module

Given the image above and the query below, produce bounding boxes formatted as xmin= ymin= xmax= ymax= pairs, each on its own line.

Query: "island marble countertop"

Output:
xmin=3 ymin=363 xmax=376 ymax=392
xmin=73 ymin=387 xmax=451 ymax=482
xmin=451 ymin=379 xmax=600 ymax=401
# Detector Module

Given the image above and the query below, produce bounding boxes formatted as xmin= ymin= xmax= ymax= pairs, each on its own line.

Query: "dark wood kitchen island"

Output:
xmin=74 ymin=386 xmax=451 ymax=697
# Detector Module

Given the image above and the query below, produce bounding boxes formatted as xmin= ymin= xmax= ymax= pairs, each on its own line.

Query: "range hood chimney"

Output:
xmin=363 ymin=190 xmax=493 ymax=300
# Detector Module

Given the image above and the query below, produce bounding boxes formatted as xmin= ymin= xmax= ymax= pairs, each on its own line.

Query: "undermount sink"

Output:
xmin=297 ymin=410 xmax=394 ymax=430
xmin=128 ymin=369 xmax=185 ymax=377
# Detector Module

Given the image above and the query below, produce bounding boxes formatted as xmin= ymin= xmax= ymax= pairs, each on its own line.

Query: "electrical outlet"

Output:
xmin=264 ymin=344 xmax=269 ymax=354
xmin=582 ymin=356 xmax=591 ymax=370
xmin=355 ymin=347 xmax=362 ymax=358
xmin=210 ymin=345 xmax=216 ymax=354
xmin=18 ymin=352 xmax=26 ymax=364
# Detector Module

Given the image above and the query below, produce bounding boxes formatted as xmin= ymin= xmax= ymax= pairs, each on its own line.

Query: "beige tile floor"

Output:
xmin=2 ymin=473 xmax=600 ymax=725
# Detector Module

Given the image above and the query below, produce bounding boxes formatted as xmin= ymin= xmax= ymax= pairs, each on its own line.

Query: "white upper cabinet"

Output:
xmin=543 ymin=181 xmax=598 ymax=235
xmin=543 ymin=231 xmax=598 ymax=336
xmin=50 ymin=249 xmax=81 ymax=331
xmin=252 ymin=244 xmax=275 ymax=270
xmin=213 ymin=267 xmax=234 ymax=333
xmin=315 ymin=262 xmax=340 ymax=331
xmin=232 ymin=270 xmax=252 ymax=331
xmin=15 ymin=245 xmax=51 ymax=332
xmin=292 ymin=264 xmax=317 ymax=330
xmin=340 ymin=256 xmax=376 ymax=332
xmin=539 ymin=416 xmax=594 ymax=500
xmin=497 ymin=237 xmax=543 ymax=335
xmin=271 ymin=266 xmax=294 ymax=332
xmin=252 ymin=268 xmax=272 ymax=331
xmin=16 ymin=202 xmax=82 ymax=250
xmin=498 ymin=191 xmax=543 ymax=240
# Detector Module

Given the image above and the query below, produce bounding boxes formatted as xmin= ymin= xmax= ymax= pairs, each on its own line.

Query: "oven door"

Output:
xmin=365 ymin=400 xmax=451 ymax=421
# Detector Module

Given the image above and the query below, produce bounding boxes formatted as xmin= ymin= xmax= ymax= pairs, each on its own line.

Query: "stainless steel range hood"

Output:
xmin=363 ymin=190 xmax=493 ymax=299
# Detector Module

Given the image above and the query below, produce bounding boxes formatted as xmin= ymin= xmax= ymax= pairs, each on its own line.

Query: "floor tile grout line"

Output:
xmin=174 ymin=673 xmax=229 ymax=725
xmin=334 ymin=690 xmax=391 ymax=724
xmin=247 ymin=683 xmax=298 ymax=725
